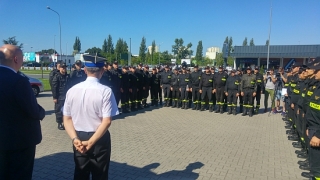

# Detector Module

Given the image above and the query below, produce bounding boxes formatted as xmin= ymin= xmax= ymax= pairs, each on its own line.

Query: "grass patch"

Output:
xmin=21 ymin=70 xmax=51 ymax=74
xmin=39 ymin=78 xmax=51 ymax=91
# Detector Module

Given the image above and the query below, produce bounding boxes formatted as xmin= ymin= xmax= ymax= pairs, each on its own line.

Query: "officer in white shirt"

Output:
xmin=63 ymin=54 xmax=119 ymax=180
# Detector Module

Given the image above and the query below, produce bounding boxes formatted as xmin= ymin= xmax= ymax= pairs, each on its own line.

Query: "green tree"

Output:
xmin=3 ymin=36 xmax=23 ymax=49
xmin=85 ymin=47 xmax=102 ymax=55
xmin=228 ymin=37 xmax=233 ymax=56
xmin=139 ymin=37 xmax=147 ymax=63
xmin=195 ymin=40 xmax=203 ymax=62
xmin=242 ymin=37 xmax=248 ymax=46
xmin=266 ymin=40 xmax=269 ymax=46
xmin=73 ymin=36 xmax=81 ymax=53
xmin=36 ymin=49 xmax=57 ymax=54
xmin=161 ymin=50 xmax=173 ymax=64
xmin=115 ymin=38 xmax=128 ymax=60
xmin=227 ymin=56 xmax=234 ymax=66
xmin=106 ymin=35 xmax=114 ymax=54
xmin=215 ymin=53 xmax=224 ymax=66
xmin=151 ymin=40 xmax=156 ymax=64
xmin=146 ymin=49 xmax=151 ymax=64
xmin=102 ymin=39 xmax=107 ymax=53
xmin=172 ymin=38 xmax=193 ymax=63
xmin=250 ymin=38 xmax=255 ymax=46
xmin=224 ymin=36 xmax=228 ymax=44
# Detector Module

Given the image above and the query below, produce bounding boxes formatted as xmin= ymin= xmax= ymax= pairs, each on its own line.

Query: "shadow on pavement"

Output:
xmin=33 ymin=152 xmax=204 ymax=180
xmin=37 ymin=93 xmax=52 ymax=98
xmin=113 ymin=105 xmax=162 ymax=121
xmin=45 ymin=110 xmax=55 ymax=115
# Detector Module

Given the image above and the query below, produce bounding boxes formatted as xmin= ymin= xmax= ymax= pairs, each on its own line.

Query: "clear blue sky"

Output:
xmin=1 ymin=0 xmax=319 ymax=55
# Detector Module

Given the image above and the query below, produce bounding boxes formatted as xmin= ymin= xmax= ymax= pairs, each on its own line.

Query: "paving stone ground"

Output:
xmin=33 ymin=91 xmax=306 ymax=180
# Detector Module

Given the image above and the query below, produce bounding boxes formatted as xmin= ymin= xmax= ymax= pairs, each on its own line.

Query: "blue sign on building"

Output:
xmin=23 ymin=52 xmax=36 ymax=61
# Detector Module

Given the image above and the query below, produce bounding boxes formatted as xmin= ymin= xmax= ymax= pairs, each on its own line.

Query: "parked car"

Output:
xmin=19 ymin=72 xmax=44 ymax=96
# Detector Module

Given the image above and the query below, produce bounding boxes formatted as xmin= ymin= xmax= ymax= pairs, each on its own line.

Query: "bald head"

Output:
xmin=0 ymin=44 xmax=23 ymax=72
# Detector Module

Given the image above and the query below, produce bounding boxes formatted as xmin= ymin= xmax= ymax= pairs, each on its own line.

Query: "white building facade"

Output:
xmin=205 ymin=47 xmax=220 ymax=59
xmin=147 ymin=46 xmax=159 ymax=54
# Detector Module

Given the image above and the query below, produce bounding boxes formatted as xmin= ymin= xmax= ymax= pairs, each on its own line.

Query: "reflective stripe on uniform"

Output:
xmin=293 ymin=89 xmax=299 ymax=94
xmin=307 ymin=91 xmax=313 ymax=96
xmin=310 ymin=102 xmax=320 ymax=110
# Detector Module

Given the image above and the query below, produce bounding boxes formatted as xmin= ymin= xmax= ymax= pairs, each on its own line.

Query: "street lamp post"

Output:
xmin=47 ymin=6 xmax=62 ymax=62
xmin=54 ymin=35 xmax=56 ymax=67
xmin=266 ymin=0 xmax=273 ymax=70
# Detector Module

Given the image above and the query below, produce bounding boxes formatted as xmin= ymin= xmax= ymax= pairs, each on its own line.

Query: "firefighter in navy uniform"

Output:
xmin=171 ymin=68 xmax=180 ymax=108
xmin=199 ymin=66 xmax=215 ymax=111
xmin=150 ymin=67 xmax=161 ymax=106
xmin=160 ymin=65 xmax=173 ymax=107
xmin=135 ymin=64 xmax=145 ymax=109
xmin=179 ymin=67 xmax=191 ymax=109
xmin=225 ymin=69 xmax=240 ymax=115
xmin=69 ymin=60 xmax=86 ymax=87
xmin=253 ymin=66 xmax=264 ymax=114
xmin=187 ymin=68 xmax=193 ymax=108
xmin=237 ymin=68 xmax=244 ymax=113
xmin=143 ymin=65 xmax=151 ymax=108
xmin=157 ymin=65 xmax=163 ymax=105
xmin=111 ymin=61 xmax=123 ymax=107
xmin=303 ymin=62 xmax=320 ymax=180
xmin=210 ymin=66 xmax=217 ymax=110
xmin=128 ymin=66 xmax=139 ymax=111
xmin=190 ymin=65 xmax=202 ymax=110
xmin=214 ymin=66 xmax=228 ymax=114
xmin=49 ymin=60 xmax=63 ymax=88
xmin=52 ymin=62 xmax=70 ymax=130
xmin=240 ymin=67 xmax=257 ymax=117
xmin=100 ymin=62 xmax=113 ymax=88
xmin=120 ymin=66 xmax=130 ymax=113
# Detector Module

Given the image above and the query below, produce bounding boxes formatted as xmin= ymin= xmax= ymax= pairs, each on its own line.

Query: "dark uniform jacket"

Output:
xmin=144 ymin=70 xmax=151 ymax=87
xmin=225 ymin=75 xmax=240 ymax=92
xmin=302 ymin=77 xmax=319 ymax=114
xmin=49 ymin=69 xmax=59 ymax=88
xmin=240 ymin=73 xmax=257 ymax=92
xmin=121 ymin=71 xmax=129 ymax=89
xmin=214 ymin=72 xmax=228 ymax=88
xmin=52 ymin=72 xmax=70 ymax=100
xmin=255 ymin=73 xmax=264 ymax=92
xmin=287 ymin=73 xmax=299 ymax=104
xmin=293 ymin=78 xmax=308 ymax=106
xmin=111 ymin=68 xmax=123 ymax=89
xmin=171 ymin=73 xmax=179 ymax=88
xmin=160 ymin=70 xmax=173 ymax=85
xmin=178 ymin=73 xmax=190 ymax=88
xmin=150 ymin=73 xmax=160 ymax=87
xmin=190 ymin=71 xmax=202 ymax=89
xmin=199 ymin=73 xmax=215 ymax=89
xmin=100 ymin=70 xmax=114 ymax=88
xmin=306 ymin=84 xmax=320 ymax=138
xmin=128 ymin=71 xmax=139 ymax=88
xmin=135 ymin=69 xmax=145 ymax=89
xmin=70 ymin=69 xmax=86 ymax=87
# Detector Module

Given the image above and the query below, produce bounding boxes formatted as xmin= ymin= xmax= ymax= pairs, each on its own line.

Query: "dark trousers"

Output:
xmin=180 ymin=87 xmax=189 ymax=102
xmin=121 ymin=88 xmax=129 ymax=108
xmin=54 ymin=99 xmax=65 ymax=123
xmin=162 ymin=84 xmax=171 ymax=101
xmin=112 ymin=87 xmax=121 ymax=106
xmin=74 ymin=131 xmax=111 ymax=180
xmin=227 ymin=90 xmax=238 ymax=107
xmin=143 ymin=87 xmax=149 ymax=101
xmin=0 ymin=146 xmax=36 ymax=180
xmin=308 ymin=129 xmax=320 ymax=178
xmin=243 ymin=89 xmax=254 ymax=108
xmin=137 ymin=87 xmax=144 ymax=103
xmin=254 ymin=88 xmax=261 ymax=108
xmin=239 ymin=95 xmax=243 ymax=107
xmin=192 ymin=87 xmax=200 ymax=104
xmin=201 ymin=87 xmax=212 ymax=105
xmin=172 ymin=87 xmax=180 ymax=101
xmin=129 ymin=87 xmax=137 ymax=106
xmin=216 ymin=87 xmax=225 ymax=105
xmin=151 ymin=86 xmax=159 ymax=101
xmin=211 ymin=93 xmax=216 ymax=106
xmin=157 ymin=86 xmax=162 ymax=102
xmin=295 ymin=105 xmax=301 ymax=137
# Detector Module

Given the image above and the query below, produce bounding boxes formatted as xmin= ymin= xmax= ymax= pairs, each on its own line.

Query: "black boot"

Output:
xmin=176 ymin=100 xmax=180 ymax=108
xmin=240 ymin=105 xmax=243 ymax=113
xmin=151 ymin=100 xmax=154 ymax=106
xmin=184 ymin=101 xmax=188 ymax=109
xmin=249 ymin=107 xmax=253 ymax=117
xmin=200 ymin=104 xmax=205 ymax=111
xmin=159 ymin=99 xmax=162 ymax=105
xmin=192 ymin=102 xmax=197 ymax=110
xmin=197 ymin=103 xmax=201 ymax=110
xmin=58 ymin=123 xmax=65 ymax=130
xmin=209 ymin=105 xmax=213 ymax=112
xmin=215 ymin=105 xmax=220 ymax=113
xmin=232 ymin=107 xmax=237 ymax=115
xmin=155 ymin=100 xmax=158 ymax=107
xmin=122 ymin=107 xmax=129 ymax=113
xmin=144 ymin=100 xmax=149 ymax=108
xmin=181 ymin=102 xmax=185 ymax=109
xmin=242 ymin=107 xmax=247 ymax=116
xmin=227 ymin=106 xmax=232 ymax=115
xmin=220 ymin=105 xmax=224 ymax=114
xmin=172 ymin=100 xmax=176 ymax=108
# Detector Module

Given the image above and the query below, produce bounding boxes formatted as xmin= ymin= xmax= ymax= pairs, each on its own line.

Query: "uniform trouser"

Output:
xmin=211 ymin=92 xmax=216 ymax=106
xmin=287 ymin=97 xmax=294 ymax=123
xmin=137 ymin=87 xmax=144 ymax=103
xmin=112 ymin=87 xmax=121 ymax=106
xmin=73 ymin=131 xmax=111 ymax=180
xmin=201 ymin=87 xmax=212 ymax=105
xmin=180 ymin=87 xmax=189 ymax=102
xmin=216 ymin=87 xmax=225 ymax=106
xmin=243 ymin=89 xmax=254 ymax=108
xmin=129 ymin=87 xmax=137 ymax=107
xmin=157 ymin=86 xmax=162 ymax=102
xmin=121 ymin=88 xmax=129 ymax=108
xmin=299 ymin=109 xmax=307 ymax=145
xmin=239 ymin=95 xmax=243 ymax=108
xmin=0 ymin=145 xmax=36 ymax=180
xmin=254 ymin=88 xmax=261 ymax=108
xmin=162 ymin=84 xmax=171 ymax=102
xmin=227 ymin=90 xmax=238 ymax=107
xmin=143 ymin=87 xmax=149 ymax=102
xmin=192 ymin=87 xmax=200 ymax=104
xmin=54 ymin=99 xmax=65 ymax=123
xmin=284 ymin=97 xmax=289 ymax=113
xmin=172 ymin=87 xmax=180 ymax=101
xmin=308 ymin=129 xmax=320 ymax=178
xmin=151 ymin=86 xmax=159 ymax=101
xmin=295 ymin=105 xmax=301 ymax=137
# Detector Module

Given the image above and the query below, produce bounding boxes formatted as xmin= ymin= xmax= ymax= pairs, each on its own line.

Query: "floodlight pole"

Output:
xmin=266 ymin=0 xmax=273 ymax=70
xmin=47 ymin=6 xmax=62 ymax=61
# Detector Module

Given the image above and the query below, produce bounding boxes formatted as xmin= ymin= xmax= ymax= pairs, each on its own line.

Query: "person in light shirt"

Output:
xmin=63 ymin=54 xmax=119 ymax=180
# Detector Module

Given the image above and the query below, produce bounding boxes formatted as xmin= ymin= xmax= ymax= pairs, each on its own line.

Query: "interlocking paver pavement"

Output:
xmin=33 ymin=92 xmax=305 ymax=180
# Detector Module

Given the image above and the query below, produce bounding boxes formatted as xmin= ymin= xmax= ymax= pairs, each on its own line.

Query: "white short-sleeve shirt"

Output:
xmin=63 ymin=77 xmax=119 ymax=132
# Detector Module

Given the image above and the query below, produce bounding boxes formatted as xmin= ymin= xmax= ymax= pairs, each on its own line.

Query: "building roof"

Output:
xmin=231 ymin=45 xmax=320 ymax=58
